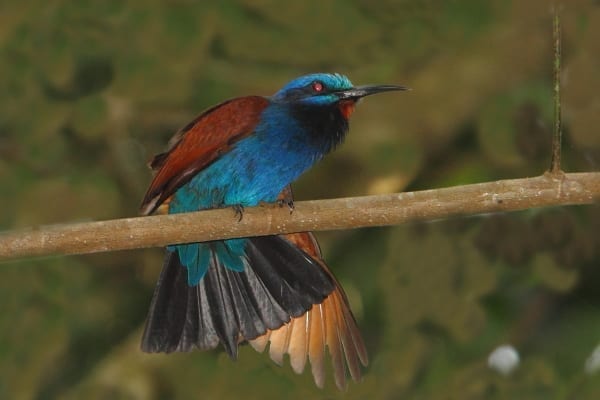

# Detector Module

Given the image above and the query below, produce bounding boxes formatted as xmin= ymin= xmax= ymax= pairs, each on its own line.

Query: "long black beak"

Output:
xmin=335 ymin=84 xmax=409 ymax=100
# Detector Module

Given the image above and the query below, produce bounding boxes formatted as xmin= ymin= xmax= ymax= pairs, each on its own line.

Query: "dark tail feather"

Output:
xmin=141 ymin=236 xmax=335 ymax=358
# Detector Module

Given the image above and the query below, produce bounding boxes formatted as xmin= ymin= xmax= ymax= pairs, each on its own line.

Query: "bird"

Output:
xmin=139 ymin=73 xmax=407 ymax=389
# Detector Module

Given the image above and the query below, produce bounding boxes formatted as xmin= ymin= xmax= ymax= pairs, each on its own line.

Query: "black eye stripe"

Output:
xmin=280 ymin=85 xmax=322 ymax=101
xmin=285 ymin=87 xmax=311 ymax=98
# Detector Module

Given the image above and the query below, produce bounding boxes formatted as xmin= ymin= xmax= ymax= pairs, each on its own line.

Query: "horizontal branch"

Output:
xmin=1 ymin=172 xmax=599 ymax=262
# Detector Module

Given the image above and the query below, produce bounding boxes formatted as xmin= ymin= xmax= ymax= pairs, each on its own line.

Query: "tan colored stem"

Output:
xmin=1 ymin=172 xmax=599 ymax=262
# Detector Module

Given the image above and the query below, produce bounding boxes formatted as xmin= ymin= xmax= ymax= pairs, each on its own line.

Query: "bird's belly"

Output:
xmin=169 ymin=136 xmax=318 ymax=213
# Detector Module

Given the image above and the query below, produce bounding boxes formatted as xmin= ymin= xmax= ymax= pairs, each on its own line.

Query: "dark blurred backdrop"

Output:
xmin=1 ymin=1 xmax=599 ymax=399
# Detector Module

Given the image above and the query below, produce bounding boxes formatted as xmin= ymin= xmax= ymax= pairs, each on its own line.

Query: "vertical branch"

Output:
xmin=549 ymin=9 xmax=562 ymax=174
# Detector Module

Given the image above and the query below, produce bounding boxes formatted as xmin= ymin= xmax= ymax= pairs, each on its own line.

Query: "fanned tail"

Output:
xmin=248 ymin=232 xmax=368 ymax=390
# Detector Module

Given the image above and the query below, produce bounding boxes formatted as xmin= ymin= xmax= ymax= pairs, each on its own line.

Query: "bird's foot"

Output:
xmin=232 ymin=204 xmax=245 ymax=222
xmin=276 ymin=198 xmax=295 ymax=214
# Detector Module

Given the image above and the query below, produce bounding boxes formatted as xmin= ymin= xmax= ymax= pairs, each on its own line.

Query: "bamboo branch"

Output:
xmin=1 ymin=172 xmax=598 ymax=262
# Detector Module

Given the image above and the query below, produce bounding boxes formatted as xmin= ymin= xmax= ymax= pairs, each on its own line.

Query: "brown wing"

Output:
xmin=140 ymin=96 xmax=269 ymax=215
xmin=248 ymin=229 xmax=368 ymax=390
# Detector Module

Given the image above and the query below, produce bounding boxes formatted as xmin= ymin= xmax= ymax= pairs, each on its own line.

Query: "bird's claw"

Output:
xmin=276 ymin=199 xmax=295 ymax=214
xmin=232 ymin=204 xmax=245 ymax=222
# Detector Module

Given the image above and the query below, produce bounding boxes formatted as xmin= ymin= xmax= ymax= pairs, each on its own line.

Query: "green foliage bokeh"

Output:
xmin=1 ymin=1 xmax=599 ymax=399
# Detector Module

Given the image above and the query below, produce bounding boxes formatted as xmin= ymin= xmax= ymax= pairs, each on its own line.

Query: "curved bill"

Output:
xmin=335 ymin=84 xmax=409 ymax=100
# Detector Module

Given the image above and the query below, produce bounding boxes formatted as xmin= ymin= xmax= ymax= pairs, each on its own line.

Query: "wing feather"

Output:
xmin=141 ymin=96 xmax=269 ymax=214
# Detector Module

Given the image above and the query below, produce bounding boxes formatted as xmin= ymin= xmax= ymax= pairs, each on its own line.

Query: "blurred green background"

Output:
xmin=1 ymin=1 xmax=600 ymax=399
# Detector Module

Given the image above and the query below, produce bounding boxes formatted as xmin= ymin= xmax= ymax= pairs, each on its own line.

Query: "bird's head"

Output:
xmin=271 ymin=73 xmax=407 ymax=118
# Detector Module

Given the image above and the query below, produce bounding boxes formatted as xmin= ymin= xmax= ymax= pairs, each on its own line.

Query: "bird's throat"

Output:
xmin=338 ymin=99 xmax=356 ymax=119
xmin=283 ymin=102 xmax=350 ymax=157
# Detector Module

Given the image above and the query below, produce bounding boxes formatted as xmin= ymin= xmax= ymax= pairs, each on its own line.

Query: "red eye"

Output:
xmin=312 ymin=81 xmax=324 ymax=92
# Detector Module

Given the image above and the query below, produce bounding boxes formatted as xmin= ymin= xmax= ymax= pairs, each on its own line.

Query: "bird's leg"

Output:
xmin=232 ymin=204 xmax=245 ymax=222
xmin=276 ymin=185 xmax=295 ymax=214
